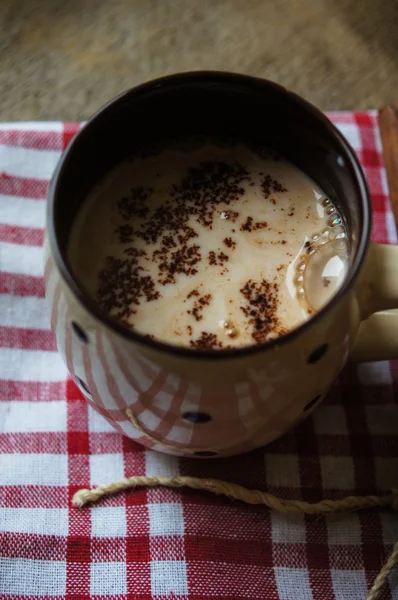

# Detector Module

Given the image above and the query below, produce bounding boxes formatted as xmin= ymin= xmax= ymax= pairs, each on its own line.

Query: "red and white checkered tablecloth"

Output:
xmin=0 ymin=113 xmax=398 ymax=600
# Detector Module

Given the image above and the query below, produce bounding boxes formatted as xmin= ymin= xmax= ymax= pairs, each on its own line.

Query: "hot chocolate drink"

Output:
xmin=68 ymin=138 xmax=349 ymax=349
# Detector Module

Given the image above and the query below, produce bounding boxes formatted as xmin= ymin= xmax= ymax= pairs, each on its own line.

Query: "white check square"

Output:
xmin=0 ymin=454 xmax=67 ymax=486
xmin=331 ymin=569 xmax=367 ymax=600
xmin=91 ymin=506 xmax=126 ymax=538
xmin=327 ymin=514 xmax=361 ymax=545
xmin=0 ymin=508 xmax=68 ymax=536
xmin=381 ymin=513 xmax=398 ymax=545
xmin=375 ymin=457 xmax=398 ymax=491
xmin=148 ymin=503 xmax=184 ymax=537
xmin=0 ymin=558 xmax=66 ymax=595
xmin=90 ymin=453 xmax=125 ymax=486
xmin=274 ymin=567 xmax=313 ymax=600
xmin=0 ymin=401 xmax=66 ymax=433
xmin=151 ymin=560 xmax=188 ymax=595
xmin=271 ymin=513 xmax=306 ymax=544
xmin=365 ymin=405 xmax=398 ymax=435
xmin=146 ymin=450 xmax=180 ymax=477
xmin=266 ymin=454 xmax=300 ymax=488
xmin=321 ymin=456 xmax=354 ymax=489
xmin=357 ymin=362 xmax=392 ymax=385
xmin=335 ymin=123 xmax=361 ymax=150
xmin=90 ymin=562 xmax=127 ymax=595
xmin=312 ymin=406 xmax=347 ymax=435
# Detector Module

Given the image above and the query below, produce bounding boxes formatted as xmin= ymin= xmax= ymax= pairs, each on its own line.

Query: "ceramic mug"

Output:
xmin=44 ymin=72 xmax=398 ymax=458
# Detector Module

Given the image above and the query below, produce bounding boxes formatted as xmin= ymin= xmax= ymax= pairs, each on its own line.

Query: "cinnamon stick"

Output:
xmin=378 ymin=105 xmax=398 ymax=229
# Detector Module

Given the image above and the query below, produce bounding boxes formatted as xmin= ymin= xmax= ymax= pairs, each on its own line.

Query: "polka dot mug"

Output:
xmin=44 ymin=72 xmax=398 ymax=457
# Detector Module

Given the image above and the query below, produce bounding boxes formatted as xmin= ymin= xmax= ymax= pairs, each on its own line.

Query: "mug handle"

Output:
xmin=350 ymin=243 xmax=398 ymax=361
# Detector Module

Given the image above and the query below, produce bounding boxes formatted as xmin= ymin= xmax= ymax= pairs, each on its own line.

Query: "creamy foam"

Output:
xmin=68 ymin=140 xmax=350 ymax=349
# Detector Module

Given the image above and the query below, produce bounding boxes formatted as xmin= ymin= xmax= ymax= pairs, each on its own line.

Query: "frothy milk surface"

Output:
xmin=68 ymin=140 xmax=349 ymax=349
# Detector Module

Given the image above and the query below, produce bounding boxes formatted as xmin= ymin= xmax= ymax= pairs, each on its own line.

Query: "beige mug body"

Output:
xmin=44 ymin=72 xmax=398 ymax=458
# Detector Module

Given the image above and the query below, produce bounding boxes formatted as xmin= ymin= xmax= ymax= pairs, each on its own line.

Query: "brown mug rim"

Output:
xmin=47 ymin=70 xmax=372 ymax=360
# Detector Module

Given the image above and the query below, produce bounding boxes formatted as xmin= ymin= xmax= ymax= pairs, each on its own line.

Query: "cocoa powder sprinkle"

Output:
xmin=261 ymin=175 xmax=287 ymax=199
xmin=190 ymin=332 xmax=223 ymax=349
xmin=208 ymin=250 xmax=229 ymax=266
xmin=111 ymin=160 xmax=251 ymax=290
xmin=240 ymin=216 xmax=253 ymax=232
xmin=187 ymin=293 xmax=212 ymax=322
xmin=253 ymin=221 xmax=268 ymax=230
xmin=221 ymin=210 xmax=239 ymax=222
xmin=118 ymin=187 xmax=152 ymax=220
xmin=240 ymin=279 xmax=285 ymax=342
xmin=223 ymin=237 xmax=236 ymax=249
xmin=96 ymin=255 xmax=160 ymax=326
